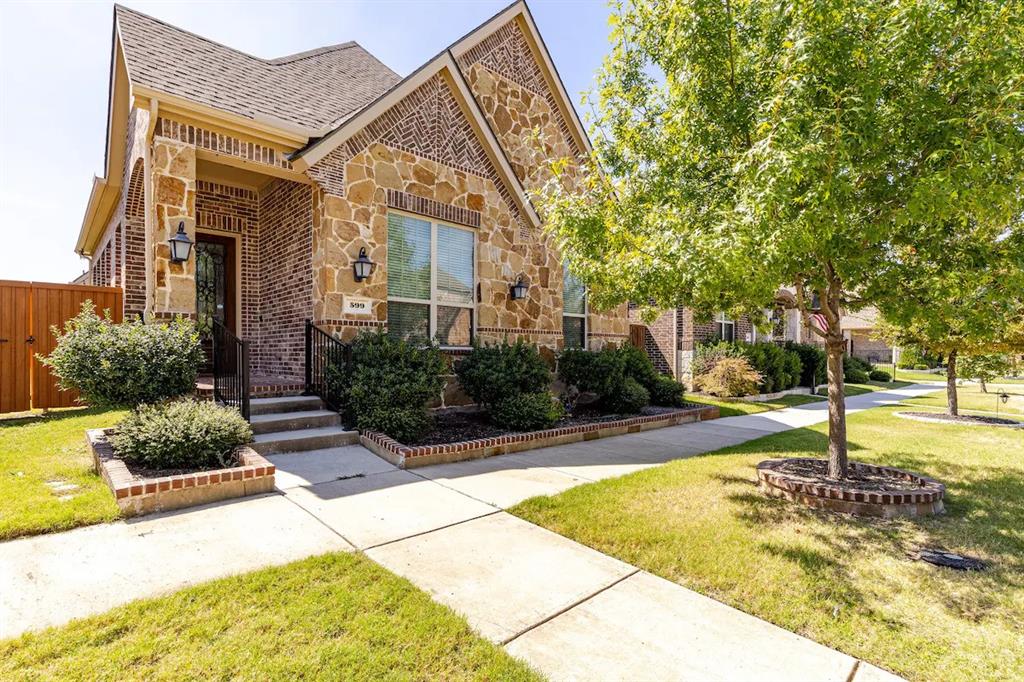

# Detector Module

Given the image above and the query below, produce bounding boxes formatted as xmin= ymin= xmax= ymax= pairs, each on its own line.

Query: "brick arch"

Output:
xmin=123 ymin=158 xmax=146 ymax=318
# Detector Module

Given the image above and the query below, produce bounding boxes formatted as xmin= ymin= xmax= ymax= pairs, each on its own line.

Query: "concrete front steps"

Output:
xmin=249 ymin=396 xmax=359 ymax=455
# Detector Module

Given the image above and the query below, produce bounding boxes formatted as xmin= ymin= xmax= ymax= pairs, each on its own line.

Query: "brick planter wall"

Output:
xmin=87 ymin=429 xmax=275 ymax=517
xmin=757 ymin=458 xmax=945 ymax=518
xmin=361 ymin=404 xmax=719 ymax=468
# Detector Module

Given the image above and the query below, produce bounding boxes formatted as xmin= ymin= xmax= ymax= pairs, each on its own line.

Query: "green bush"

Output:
xmin=737 ymin=342 xmax=801 ymax=393
xmin=913 ymin=363 xmax=930 ymax=371
xmin=695 ymin=357 xmax=763 ymax=397
xmin=604 ymin=376 xmax=650 ymax=414
xmin=784 ymin=341 xmax=827 ymax=387
xmin=845 ymin=368 xmax=871 ymax=384
xmin=691 ymin=342 xmax=741 ymax=378
xmin=326 ymin=331 xmax=445 ymax=443
xmin=869 ymin=369 xmax=891 ymax=382
xmin=41 ymin=302 xmax=202 ymax=408
xmin=649 ymin=374 xmax=686 ymax=407
xmin=455 ymin=340 xmax=552 ymax=410
xmin=557 ymin=345 xmax=654 ymax=414
xmin=112 ymin=399 xmax=252 ymax=470
xmin=491 ymin=392 xmax=565 ymax=431
xmin=897 ymin=345 xmax=939 ymax=369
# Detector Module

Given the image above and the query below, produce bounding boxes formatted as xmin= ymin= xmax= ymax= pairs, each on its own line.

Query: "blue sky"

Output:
xmin=0 ymin=0 xmax=612 ymax=283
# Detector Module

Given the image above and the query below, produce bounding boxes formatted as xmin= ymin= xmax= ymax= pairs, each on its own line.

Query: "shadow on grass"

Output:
xmin=0 ymin=405 xmax=100 ymax=429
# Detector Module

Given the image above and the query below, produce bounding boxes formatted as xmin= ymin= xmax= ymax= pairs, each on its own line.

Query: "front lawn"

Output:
xmin=512 ymin=408 xmax=1024 ymax=682
xmin=818 ymin=380 xmax=911 ymax=397
xmin=0 ymin=407 xmax=125 ymax=540
xmin=901 ymin=385 xmax=1024 ymax=421
xmin=0 ymin=552 xmax=539 ymax=680
xmin=687 ymin=393 xmax=824 ymax=417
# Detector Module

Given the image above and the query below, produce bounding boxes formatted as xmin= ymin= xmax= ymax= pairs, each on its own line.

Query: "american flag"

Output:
xmin=810 ymin=313 xmax=829 ymax=332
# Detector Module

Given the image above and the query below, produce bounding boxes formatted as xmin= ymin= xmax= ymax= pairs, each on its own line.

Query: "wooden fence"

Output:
xmin=0 ymin=280 xmax=122 ymax=413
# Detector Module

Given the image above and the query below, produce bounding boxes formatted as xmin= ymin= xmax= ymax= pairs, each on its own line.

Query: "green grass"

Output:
xmin=688 ymin=393 xmax=825 ymax=417
xmin=0 ymin=406 xmax=125 ymax=540
xmin=874 ymin=365 xmax=947 ymax=384
xmin=817 ymin=380 xmax=911 ymax=397
xmin=0 ymin=552 xmax=540 ymax=681
xmin=512 ymin=408 xmax=1024 ymax=682
xmin=901 ymin=385 xmax=1024 ymax=421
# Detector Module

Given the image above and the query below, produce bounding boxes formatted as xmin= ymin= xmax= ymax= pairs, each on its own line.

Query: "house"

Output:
xmin=74 ymin=1 xmax=629 ymax=389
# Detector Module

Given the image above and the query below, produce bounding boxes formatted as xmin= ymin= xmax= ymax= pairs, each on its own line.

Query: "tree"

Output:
xmin=960 ymin=354 xmax=1014 ymax=394
xmin=877 ymin=230 xmax=1024 ymax=414
xmin=539 ymin=0 xmax=1024 ymax=479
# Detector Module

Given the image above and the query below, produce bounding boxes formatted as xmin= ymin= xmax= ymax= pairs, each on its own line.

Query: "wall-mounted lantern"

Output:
xmin=510 ymin=275 xmax=529 ymax=301
xmin=353 ymin=247 xmax=375 ymax=282
xmin=168 ymin=221 xmax=194 ymax=263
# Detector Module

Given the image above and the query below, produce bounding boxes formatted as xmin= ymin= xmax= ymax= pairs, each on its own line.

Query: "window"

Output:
xmin=714 ymin=313 xmax=735 ymax=343
xmin=387 ymin=212 xmax=475 ymax=347
xmin=563 ymin=264 xmax=586 ymax=349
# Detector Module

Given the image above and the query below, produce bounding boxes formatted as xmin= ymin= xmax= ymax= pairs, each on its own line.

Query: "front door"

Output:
xmin=195 ymin=234 xmax=236 ymax=366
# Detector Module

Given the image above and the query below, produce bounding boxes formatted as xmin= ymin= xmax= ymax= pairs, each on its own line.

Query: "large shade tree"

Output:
xmin=539 ymin=0 xmax=1024 ymax=478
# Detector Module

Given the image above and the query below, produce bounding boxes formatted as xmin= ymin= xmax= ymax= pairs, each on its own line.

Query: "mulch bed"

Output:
xmin=95 ymin=432 xmax=242 ymax=480
xmin=408 ymin=404 xmax=694 ymax=447
xmin=897 ymin=411 xmax=1022 ymax=427
xmin=772 ymin=458 xmax=923 ymax=493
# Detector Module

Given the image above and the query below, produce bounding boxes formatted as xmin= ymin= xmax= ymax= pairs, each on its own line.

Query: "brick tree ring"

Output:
xmin=756 ymin=458 xmax=945 ymax=518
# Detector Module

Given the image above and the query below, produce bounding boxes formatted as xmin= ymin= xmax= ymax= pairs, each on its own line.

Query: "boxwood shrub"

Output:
xmin=489 ymin=392 xmax=565 ymax=431
xmin=784 ymin=341 xmax=827 ymax=387
xmin=41 ymin=302 xmax=202 ymax=408
xmin=112 ymin=399 xmax=252 ymax=470
xmin=557 ymin=344 xmax=680 ymax=414
xmin=869 ymin=369 xmax=891 ymax=382
xmin=326 ymin=331 xmax=445 ymax=443
xmin=455 ymin=341 xmax=560 ymax=431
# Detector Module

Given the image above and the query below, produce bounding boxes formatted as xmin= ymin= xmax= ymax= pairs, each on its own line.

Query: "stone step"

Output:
xmin=249 ymin=409 xmax=342 ymax=435
xmin=250 ymin=395 xmax=324 ymax=416
xmin=251 ymin=426 xmax=359 ymax=455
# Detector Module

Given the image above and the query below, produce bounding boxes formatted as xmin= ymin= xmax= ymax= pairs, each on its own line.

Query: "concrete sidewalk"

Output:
xmin=1 ymin=384 xmax=935 ymax=680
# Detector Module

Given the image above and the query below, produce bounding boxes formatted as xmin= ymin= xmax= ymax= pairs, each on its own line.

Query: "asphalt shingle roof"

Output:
xmin=115 ymin=4 xmax=401 ymax=132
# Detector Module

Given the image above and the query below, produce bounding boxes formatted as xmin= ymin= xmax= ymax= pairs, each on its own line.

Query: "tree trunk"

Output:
xmin=825 ymin=339 xmax=848 ymax=479
xmin=980 ymin=378 xmax=988 ymax=393
xmin=946 ymin=349 xmax=959 ymax=416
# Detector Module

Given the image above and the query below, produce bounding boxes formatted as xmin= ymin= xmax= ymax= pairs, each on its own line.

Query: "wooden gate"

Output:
xmin=0 ymin=280 xmax=122 ymax=413
xmin=629 ymin=324 xmax=646 ymax=349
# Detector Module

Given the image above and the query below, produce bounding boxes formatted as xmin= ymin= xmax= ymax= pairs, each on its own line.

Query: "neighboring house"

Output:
xmin=75 ymin=1 xmax=629 ymax=384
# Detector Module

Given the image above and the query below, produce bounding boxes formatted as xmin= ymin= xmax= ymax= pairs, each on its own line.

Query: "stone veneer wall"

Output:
xmin=148 ymin=136 xmax=197 ymax=320
xmin=258 ymin=179 xmax=314 ymax=377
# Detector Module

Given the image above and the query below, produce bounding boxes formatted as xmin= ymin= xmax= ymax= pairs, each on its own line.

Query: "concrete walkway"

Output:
xmin=0 ymin=385 xmax=937 ymax=680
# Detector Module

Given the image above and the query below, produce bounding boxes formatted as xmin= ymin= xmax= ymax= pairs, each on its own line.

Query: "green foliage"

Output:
xmin=604 ymin=376 xmax=650 ymax=414
xmin=869 ymin=369 xmax=891 ymax=382
xmin=784 ymin=342 xmax=827 ymax=387
xmin=537 ymin=0 xmax=1024 ymax=473
xmin=896 ymin=345 xmax=939 ymax=369
xmin=557 ymin=345 xmax=656 ymax=414
xmin=737 ymin=342 xmax=802 ymax=393
xmin=695 ymin=357 xmax=763 ymax=398
xmin=845 ymin=369 xmax=871 ymax=385
xmin=455 ymin=341 xmax=552 ymax=410
xmin=112 ymin=399 xmax=252 ymax=470
xmin=41 ymin=302 xmax=202 ymax=408
xmin=490 ymin=392 xmax=565 ymax=432
xmin=691 ymin=342 xmax=741 ymax=379
xmin=326 ymin=331 xmax=445 ymax=443
xmin=649 ymin=374 xmax=686 ymax=407
xmin=959 ymin=353 xmax=1014 ymax=388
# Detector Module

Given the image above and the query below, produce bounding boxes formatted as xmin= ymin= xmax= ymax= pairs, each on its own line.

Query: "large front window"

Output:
xmin=387 ymin=212 xmax=475 ymax=347
xmin=714 ymin=313 xmax=735 ymax=343
xmin=562 ymin=264 xmax=586 ymax=349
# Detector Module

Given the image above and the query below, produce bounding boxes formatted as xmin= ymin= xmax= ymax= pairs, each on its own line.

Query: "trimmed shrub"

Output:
xmin=112 ymin=399 xmax=252 ymax=470
xmin=41 ymin=302 xmax=202 ymax=408
xmin=326 ymin=331 xmax=445 ymax=443
xmin=845 ymin=369 xmax=871 ymax=384
xmin=784 ymin=341 xmax=827 ymax=387
xmin=649 ymin=374 xmax=686 ymax=407
xmin=491 ymin=392 xmax=565 ymax=431
xmin=913 ymin=363 xmax=930 ymax=371
xmin=455 ymin=340 xmax=551 ymax=410
xmin=869 ymin=369 xmax=891 ymax=382
xmin=737 ymin=342 xmax=802 ymax=393
xmin=604 ymin=376 xmax=650 ymax=414
xmin=695 ymin=357 xmax=763 ymax=397
xmin=619 ymin=343 xmax=660 ymax=390
xmin=556 ymin=345 xmax=654 ymax=414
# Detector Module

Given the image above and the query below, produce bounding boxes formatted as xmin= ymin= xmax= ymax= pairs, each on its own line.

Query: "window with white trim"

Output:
xmin=562 ymin=264 xmax=586 ymax=349
xmin=714 ymin=313 xmax=735 ymax=343
xmin=387 ymin=212 xmax=475 ymax=347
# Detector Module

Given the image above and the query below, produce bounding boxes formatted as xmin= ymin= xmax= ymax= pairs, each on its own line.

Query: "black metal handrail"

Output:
xmin=304 ymin=319 xmax=350 ymax=412
xmin=211 ymin=319 xmax=251 ymax=421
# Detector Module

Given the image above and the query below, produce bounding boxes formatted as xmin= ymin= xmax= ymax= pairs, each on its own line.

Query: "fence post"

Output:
xmin=240 ymin=339 xmax=251 ymax=421
xmin=303 ymin=319 xmax=313 ymax=395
